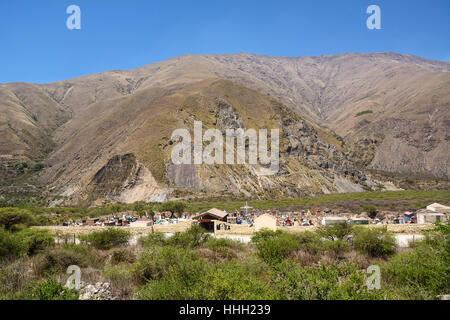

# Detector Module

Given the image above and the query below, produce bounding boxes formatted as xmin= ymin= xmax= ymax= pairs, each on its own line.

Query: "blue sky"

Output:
xmin=0 ymin=0 xmax=449 ymax=83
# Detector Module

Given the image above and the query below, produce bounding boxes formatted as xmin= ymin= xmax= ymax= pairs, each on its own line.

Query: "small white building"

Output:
xmin=417 ymin=210 xmax=447 ymax=224
xmin=254 ymin=214 xmax=278 ymax=231
xmin=426 ymin=203 xmax=450 ymax=213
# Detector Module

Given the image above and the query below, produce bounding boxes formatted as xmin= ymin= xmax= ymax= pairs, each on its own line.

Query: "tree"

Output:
xmin=159 ymin=202 xmax=186 ymax=215
xmin=0 ymin=208 xmax=32 ymax=231
xmin=317 ymin=222 xmax=353 ymax=241
xmin=14 ymin=161 xmax=28 ymax=174
xmin=31 ymin=163 xmax=45 ymax=172
xmin=353 ymin=226 xmax=396 ymax=258
xmin=362 ymin=204 xmax=377 ymax=218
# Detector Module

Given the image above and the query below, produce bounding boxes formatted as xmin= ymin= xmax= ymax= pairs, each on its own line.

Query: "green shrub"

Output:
xmin=324 ymin=239 xmax=351 ymax=258
xmin=30 ymin=163 xmax=45 ymax=172
xmin=0 ymin=208 xmax=32 ymax=231
xmin=14 ymin=162 xmax=28 ymax=174
xmin=203 ymin=237 xmax=243 ymax=254
xmin=33 ymin=245 xmax=103 ymax=275
xmin=355 ymin=110 xmax=373 ymax=117
xmin=251 ymin=229 xmax=284 ymax=243
xmin=317 ymin=222 xmax=353 ymax=241
xmin=166 ymin=225 xmax=210 ymax=248
xmin=252 ymin=231 xmax=299 ymax=266
xmin=132 ymin=246 xmax=199 ymax=284
xmin=382 ymin=243 xmax=448 ymax=299
xmin=195 ymin=238 xmax=242 ymax=262
xmin=0 ymin=228 xmax=26 ymax=258
xmin=362 ymin=204 xmax=377 ymax=218
xmin=158 ymin=201 xmax=186 ymax=214
xmin=381 ymin=223 xmax=450 ymax=299
xmin=271 ymin=260 xmax=390 ymax=300
xmin=0 ymin=257 xmax=32 ymax=299
xmin=254 ymin=237 xmax=285 ymax=265
xmin=79 ymin=228 xmax=130 ymax=250
xmin=292 ymin=231 xmax=324 ymax=254
xmin=17 ymin=228 xmax=54 ymax=255
xmin=110 ymin=248 xmax=136 ymax=265
xmin=353 ymin=227 xmax=396 ymax=258
xmin=27 ymin=277 xmax=79 ymax=300
xmin=138 ymin=232 xmax=167 ymax=247
xmin=103 ymin=264 xmax=135 ymax=299
xmin=135 ymin=259 xmax=274 ymax=300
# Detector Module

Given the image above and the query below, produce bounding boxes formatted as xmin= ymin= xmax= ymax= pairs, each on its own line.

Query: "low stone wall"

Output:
xmin=386 ymin=223 xmax=434 ymax=234
xmin=279 ymin=226 xmax=317 ymax=233
xmin=36 ymin=222 xmax=433 ymax=237
xmin=35 ymin=221 xmax=193 ymax=237
xmin=213 ymin=222 xmax=433 ymax=236
xmin=153 ymin=221 xmax=193 ymax=233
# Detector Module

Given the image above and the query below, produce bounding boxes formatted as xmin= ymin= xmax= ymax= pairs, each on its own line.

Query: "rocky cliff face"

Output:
xmin=86 ymin=154 xmax=167 ymax=204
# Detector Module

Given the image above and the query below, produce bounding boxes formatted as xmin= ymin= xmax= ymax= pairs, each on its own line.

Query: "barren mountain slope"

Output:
xmin=39 ymin=52 xmax=450 ymax=178
xmin=38 ymin=79 xmax=376 ymax=204
xmin=0 ymin=52 xmax=448 ymax=204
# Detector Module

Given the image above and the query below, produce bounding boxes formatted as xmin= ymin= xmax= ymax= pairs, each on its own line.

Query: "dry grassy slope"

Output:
xmin=1 ymin=52 xmax=448 ymax=202
xmin=0 ymin=83 xmax=71 ymax=163
xmin=37 ymin=79 xmax=373 ymax=204
xmin=39 ymin=52 xmax=449 ymax=178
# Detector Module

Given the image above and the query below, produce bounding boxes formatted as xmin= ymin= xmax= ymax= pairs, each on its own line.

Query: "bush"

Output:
xmin=14 ymin=161 xmax=28 ymax=174
xmin=292 ymin=231 xmax=325 ymax=255
xmin=0 ymin=257 xmax=32 ymax=299
xmin=198 ymin=238 xmax=243 ymax=262
xmin=16 ymin=228 xmax=54 ymax=255
xmin=252 ymin=230 xmax=299 ymax=266
xmin=132 ymin=246 xmax=200 ymax=284
xmin=381 ymin=223 xmax=450 ymax=299
xmin=0 ymin=228 xmax=26 ymax=258
xmin=103 ymin=265 xmax=135 ymax=299
xmin=79 ymin=228 xmax=130 ymax=250
xmin=203 ymin=237 xmax=241 ymax=250
xmin=271 ymin=260 xmax=390 ymax=300
xmin=158 ymin=201 xmax=186 ymax=215
xmin=0 ymin=208 xmax=32 ymax=231
xmin=353 ymin=227 xmax=396 ymax=258
xmin=317 ymin=222 xmax=353 ymax=241
xmin=27 ymin=277 xmax=79 ymax=300
xmin=323 ymin=239 xmax=351 ymax=259
xmin=355 ymin=110 xmax=373 ymax=117
xmin=30 ymin=163 xmax=45 ymax=172
xmin=33 ymin=245 xmax=103 ymax=275
xmin=138 ymin=232 xmax=167 ymax=247
xmin=251 ymin=229 xmax=284 ymax=243
xmin=135 ymin=259 xmax=274 ymax=300
xmin=110 ymin=248 xmax=136 ymax=265
xmin=362 ymin=204 xmax=377 ymax=218
xmin=166 ymin=225 xmax=210 ymax=248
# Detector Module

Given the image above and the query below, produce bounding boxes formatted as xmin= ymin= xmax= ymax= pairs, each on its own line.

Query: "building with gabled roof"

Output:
xmin=426 ymin=203 xmax=450 ymax=213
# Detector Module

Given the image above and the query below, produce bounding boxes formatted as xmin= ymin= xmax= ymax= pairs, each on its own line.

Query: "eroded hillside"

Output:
xmin=0 ymin=52 xmax=448 ymax=204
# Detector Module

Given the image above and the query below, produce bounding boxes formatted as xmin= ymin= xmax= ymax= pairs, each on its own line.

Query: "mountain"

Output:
xmin=0 ymin=52 xmax=448 ymax=205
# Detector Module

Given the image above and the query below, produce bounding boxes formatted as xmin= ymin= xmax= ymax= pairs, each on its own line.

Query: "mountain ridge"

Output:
xmin=1 ymin=52 xmax=448 ymax=205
